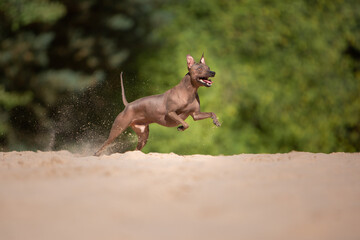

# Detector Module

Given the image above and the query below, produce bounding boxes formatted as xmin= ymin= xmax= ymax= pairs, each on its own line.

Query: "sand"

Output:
xmin=0 ymin=151 xmax=359 ymax=240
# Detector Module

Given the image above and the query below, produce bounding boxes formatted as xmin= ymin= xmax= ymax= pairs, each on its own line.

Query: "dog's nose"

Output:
xmin=210 ymin=71 xmax=216 ymax=77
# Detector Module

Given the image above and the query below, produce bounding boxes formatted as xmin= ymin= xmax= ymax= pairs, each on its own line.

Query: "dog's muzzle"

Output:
xmin=198 ymin=71 xmax=216 ymax=87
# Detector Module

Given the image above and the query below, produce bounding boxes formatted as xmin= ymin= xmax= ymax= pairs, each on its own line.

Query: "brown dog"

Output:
xmin=94 ymin=54 xmax=220 ymax=156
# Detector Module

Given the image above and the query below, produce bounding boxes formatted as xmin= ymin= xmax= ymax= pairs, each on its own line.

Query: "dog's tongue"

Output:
xmin=204 ymin=80 xmax=212 ymax=85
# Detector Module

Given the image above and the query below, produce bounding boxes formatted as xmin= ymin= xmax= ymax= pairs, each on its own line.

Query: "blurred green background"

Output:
xmin=0 ymin=0 xmax=359 ymax=154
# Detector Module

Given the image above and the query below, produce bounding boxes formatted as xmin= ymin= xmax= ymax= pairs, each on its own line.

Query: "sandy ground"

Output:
xmin=0 ymin=151 xmax=359 ymax=240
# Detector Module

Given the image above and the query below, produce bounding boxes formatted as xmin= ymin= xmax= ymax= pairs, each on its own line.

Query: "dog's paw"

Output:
xmin=177 ymin=125 xmax=185 ymax=131
xmin=213 ymin=120 xmax=221 ymax=127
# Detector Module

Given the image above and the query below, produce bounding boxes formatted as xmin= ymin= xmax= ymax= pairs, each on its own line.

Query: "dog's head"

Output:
xmin=187 ymin=54 xmax=215 ymax=88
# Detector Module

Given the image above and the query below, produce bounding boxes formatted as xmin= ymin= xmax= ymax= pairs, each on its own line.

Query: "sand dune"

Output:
xmin=1 ymin=151 xmax=359 ymax=240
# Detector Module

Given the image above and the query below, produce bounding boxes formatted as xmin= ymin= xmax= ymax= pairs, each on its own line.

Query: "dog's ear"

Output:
xmin=200 ymin=53 xmax=205 ymax=64
xmin=187 ymin=55 xmax=195 ymax=70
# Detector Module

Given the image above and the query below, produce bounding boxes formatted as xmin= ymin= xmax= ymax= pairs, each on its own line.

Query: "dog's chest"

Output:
xmin=176 ymin=95 xmax=199 ymax=113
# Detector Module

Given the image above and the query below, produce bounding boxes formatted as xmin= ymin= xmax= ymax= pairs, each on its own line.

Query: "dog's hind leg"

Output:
xmin=94 ymin=111 xmax=132 ymax=156
xmin=131 ymin=124 xmax=149 ymax=151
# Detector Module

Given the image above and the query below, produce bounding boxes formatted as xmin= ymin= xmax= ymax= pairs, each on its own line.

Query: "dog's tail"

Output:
xmin=120 ymin=72 xmax=128 ymax=106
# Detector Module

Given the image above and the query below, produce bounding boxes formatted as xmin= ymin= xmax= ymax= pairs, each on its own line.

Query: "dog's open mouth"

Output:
xmin=198 ymin=77 xmax=212 ymax=87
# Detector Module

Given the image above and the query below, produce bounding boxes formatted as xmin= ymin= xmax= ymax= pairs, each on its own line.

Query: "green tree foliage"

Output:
xmin=0 ymin=0 xmax=162 ymax=150
xmin=137 ymin=0 xmax=360 ymax=154
xmin=0 ymin=0 xmax=66 ymax=30
xmin=0 ymin=0 xmax=359 ymax=154
xmin=0 ymin=0 xmax=66 ymax=149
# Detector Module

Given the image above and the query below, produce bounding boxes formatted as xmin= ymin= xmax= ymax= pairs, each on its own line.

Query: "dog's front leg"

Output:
xmin=191 ymin=112 xmax=221 ymax=127
xmin=167 ymin=112 xmax=189 ymax=131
